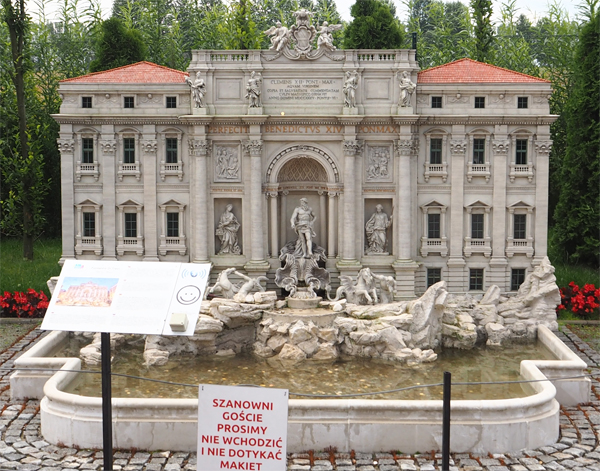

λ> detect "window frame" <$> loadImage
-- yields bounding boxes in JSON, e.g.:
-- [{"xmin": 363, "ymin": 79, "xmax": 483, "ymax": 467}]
[
  {"xmin": 474, "ymin": 97, "xmax": 485, "ymax": 109},
  {"xmin": 123, "ymin": 138, "xmax": 136, "ymax": 164},
  {"xmin": 431, "ymin": 96, "xmax": 442, "ymax": 109},
  {"xmin": 515, "ymin": 139, "xmax": 528, "ymax": 165},
  {"xmin": 166, "ymin": 96, "xmax": 177, "ymax": 108},
  {"xmin": 426, "ymin": 268, "xmax": 442, "ymax": 288},
  {"xmin": 81, "ymin": 138, "xmax": 94, "ymax": 164},
  {"xmin": 517, "ymin": 97, "xmax": 528, "ymax": 109},
  {"xmin": 82, "ymin": 96, "xmax": 92, "ymax": 108},
  {"xmin": 511, "ymin": 268, "xmax": 526, "ymax": 291},
  {"xmin": 469, "ymin": 268, "xmax": 484, "ymax": 291},
  {"xmin": 123, "ymin": 96, "xmax": 135, "ymax": 108}
]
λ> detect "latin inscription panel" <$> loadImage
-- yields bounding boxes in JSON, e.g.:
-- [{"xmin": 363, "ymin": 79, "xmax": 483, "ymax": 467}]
[{"xmin": 265, "ymin": 79, "xmax": 342, "ymax": 102}]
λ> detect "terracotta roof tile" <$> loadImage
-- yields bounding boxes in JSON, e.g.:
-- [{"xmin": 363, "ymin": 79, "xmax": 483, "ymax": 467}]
[
  {"xmin": 61, "ymin": 61, "xmax": 189, "ymax": 84},
  {"xmin": 418, "ymin": 58, "xmax": 549, "ymax": 84}
]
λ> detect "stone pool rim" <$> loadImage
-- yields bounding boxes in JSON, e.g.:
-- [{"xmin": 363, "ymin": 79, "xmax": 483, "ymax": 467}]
[{"xmin": 11, "ymin": 325, "xmax": 591, "ymax": 454}]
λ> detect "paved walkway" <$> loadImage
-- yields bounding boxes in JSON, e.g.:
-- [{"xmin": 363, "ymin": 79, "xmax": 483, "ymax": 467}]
[{"xmin": 0, "ymin": 327, "xmax": 598, "ymax": 471}]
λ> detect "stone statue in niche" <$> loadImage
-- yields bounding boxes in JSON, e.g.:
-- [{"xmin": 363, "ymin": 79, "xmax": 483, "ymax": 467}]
[
  {"xmin": 245, "ymin": 71, "xmax": 262, "ymax": 108},
  {"xmin": 215, "ymin": 147, "xmax": 239, "ymax": 180},
  {"xmin": 398, "ymin": 71, "xmax": 416, "ymax": 107},
  {"xmin": 365, "ymin": 204, "xmax": 392, "ymax": 254},
  {"xmin": 185, "ymin": 75, "xmax": 206, "ymax": 108},
  {"xmin": 343, "ymin": 70, "xmax": 359, "ymax": 108},
  {"xmin": 216, "ymin": 204, "xmax": 241, "ymax": 255},
  {"xmin": 275, "ymin": 198, "xmax": 330, "ymax": 301},
  {"xmin": 290, "ymin": 198, "xmax": 316, "ymax": 258},
  {"xmin": 316, "ymin": 21, "xmax": 342, "ymax": 51},
  {"xmin": 366, "ymin": 147, "xmax": 390, "ymax": 180},
  {"xmin": 264, "ymin": 21, "xmax": 290, "ymax": 52}
]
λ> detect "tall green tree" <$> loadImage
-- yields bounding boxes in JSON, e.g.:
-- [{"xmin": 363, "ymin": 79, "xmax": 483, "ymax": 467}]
[
  {"xmin": 89, "ymin": 17, "xmax": 146, "ymax": 72},
  {"xmin": 552, "ymin": 5, "xmax": 599, "ymax": 267},
  {"xmin": 343, "ymin": 0, "xmax": 403, "ymax": 49},
  {"xmin": 218, "ymin": 0, "xmax": 261, "ymax": 49},
  {"xmin": 470, "ymin": 0, "xmax": 494, "ymax": 62}
]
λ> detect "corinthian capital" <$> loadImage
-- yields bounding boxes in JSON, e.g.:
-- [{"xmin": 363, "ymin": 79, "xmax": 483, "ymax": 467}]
[
  {"xmin": 57, "ymin": 139, "xmax": 75, "ymax": 154},
  {"xmin": 535, "ymin": 140, "xmax": 553, "ymax": 156},
  {"xmin": 343, "ymin": 140, "xmax": 363, "ymax": 156},
  {"xmin": 450, "ymin": 139, "xmax": 467, "ymax": 155},
  {"xmin": 99, "ymin": 140, "xmax": 116, "ymax": 154},
  {"xmin": 243, "ymin": 139, "xmax": 263, "ymax": 156},
  {"xmin": 394, "ymin": 139, "xmax": 418, "ymax": 156},
  {"xmin": 492, "ymin": 140, "xmax": 509, "ymax": 155},
  {"xmin": 188, "ymin": 139, "xmax": 209, "ymax": 157},
  {"xmin": 140, "ymin": 140, "xmax": 157, "ymax": 154}
]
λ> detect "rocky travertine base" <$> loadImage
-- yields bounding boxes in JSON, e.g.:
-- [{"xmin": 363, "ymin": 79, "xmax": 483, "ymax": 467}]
[{"xmin": 77, "ymin": 257, "xmax": 561, "ymax": 365}]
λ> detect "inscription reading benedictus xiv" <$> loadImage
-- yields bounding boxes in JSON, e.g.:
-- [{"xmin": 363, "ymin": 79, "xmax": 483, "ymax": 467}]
[{"xmin": 266, "ymin": 79, "xmax": 341, "ymax": 101}]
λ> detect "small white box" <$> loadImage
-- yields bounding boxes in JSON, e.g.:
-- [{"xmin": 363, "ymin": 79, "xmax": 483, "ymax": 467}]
[{"xmin": 169, "ymin": 312, "xmax": 189, "ymax": 332}]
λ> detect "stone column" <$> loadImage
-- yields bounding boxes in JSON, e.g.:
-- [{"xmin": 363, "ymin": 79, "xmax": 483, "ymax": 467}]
[
  {"xmin": 446, "ymin": 138, "xmax": 467, "ymax": 292},
  {"xmin": 58, "ymin": 134, "xmax": 75, "ymax": 263},
  {"xmin": 140, "ymin": 134, "xmax": 159, "ymax": 260},
  {"xmin": 533, "ymin": 139, "xmax": 552, "ymax": 265},
  {"xmin": 189, "ymin": 138, "xmax": 210, "ymax": 263},
  {"xmin": 244, "ymin": 139, "xmax": 270, "ymax": 275},
  {"xmin": 280, "ymin": 190, "xmax": 288, "ymax": 248},
  {"xmin": 392, "ymin": 137, "xmax": 419, "ymax": 299},
  {"xmin": 327, "ymin": 191, "xmax": 338, "ymax": 258},
  {"xmin": 337, "ymin": 140, "xmax": 363, "ymax": 275},
  {"xmin": 266, "ymin": 187, "xmax": 279, "ymax": 258},
  {"xmin": 489, "ymin": 137, "xmax": 509, "ymax": 289},
  {"xmin": 99, "ymin": 130, "xmax": 117, "ymax": 260},
  {"xmin": 319, "ymin": 190, "xmax": 327, "ymax": 250}
]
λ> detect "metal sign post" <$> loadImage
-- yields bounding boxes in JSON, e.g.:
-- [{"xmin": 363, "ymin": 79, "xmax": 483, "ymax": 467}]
[
  {"xmin": 101, "ymin": 332, "xmax": 113, "ymax": 471},
  {"xmin": 442, "ymin": 371, "xmax": 451, "ymax": 471}
]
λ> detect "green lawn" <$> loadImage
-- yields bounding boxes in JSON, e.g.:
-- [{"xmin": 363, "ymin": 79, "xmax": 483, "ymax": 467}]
[{"xmin": 0, "ymin": 238, "xmax": 62, "ymax": 296}]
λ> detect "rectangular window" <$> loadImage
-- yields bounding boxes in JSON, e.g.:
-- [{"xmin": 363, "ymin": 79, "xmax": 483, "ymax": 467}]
[
  {"xmin": 124, "ymin": 213, "xmax": 137, "ymax": 238},
  {"xmin": 82, "ymin": 96, "xmax": 92, "ymax": 108},
  {"xmin": 83, "ymin": 212, "xmax": 95, "ymax": 237},
  {"xmin": 469, "ymin": 268, "xmax": 484, "ymax": 291},
  {"xmin": 166, "ymin": 138, "xmax": 178, "ymax": 163},
  {"xmin": 431, "ymin": 96, "xmax": 442, "ymax": 108},
  {"xmin": 430, "ymin": 138, "xmax": 442, "ymax": 164},
  {"xmin": 517, "ymin": 97, "xmax": 528, "ymax": 109},
  {"xmin": 474, "ymin": 97, "xmax": 485, "ymax": 108},
  {"xmin": 427, "ymin": 268, "xmax": 442, "ymax": 287},
  {"xmin": 511, "ymin": 268, "xmax": 526, "ymax": 291},
  {"xmin": 166, "ymin": 96, "xmax": 177, "ymax": 108},
  {"xmin": 124, "ymin": 96, "xmax": 134, "ymax": 108},
  {"xmin": 471, "ymin": 213, "xmax": 484, "ymax": 239},
  {"xmin": 516, "ymin": 139, "xmax": 528, "ymax": 165},
  {"xmin": 82, "ymin": 138, "xmax": 94, "ymax": 163},
  {"xmin": 167, "ymin": 213, "xmax": 179, "ymax": 237},
  {"xmin": 123, "ymin": 138, "xmax": 135, "ymax": 163},
  {"xmin": 514, "ymin": 214, "xmax": 527, "ymax": 239},
  {"xmin": 472, "ymin": 138, "xmax": 485, "ymax": 164},
  {"xmin": 427, "ymin": 213, "xmax": 440, "ymax": 239}
]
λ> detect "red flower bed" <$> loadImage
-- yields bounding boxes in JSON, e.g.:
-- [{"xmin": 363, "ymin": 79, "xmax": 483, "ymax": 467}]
[
  {"xmin": 557, "ymin": 282, "xmax": 600, "ymax": 318},
  {"xmin": 0, "ymin": 289, "xmax": 49, "ymax": 318}
]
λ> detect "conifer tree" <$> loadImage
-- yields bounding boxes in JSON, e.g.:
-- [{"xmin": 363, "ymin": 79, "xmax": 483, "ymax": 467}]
[
  {"xmin": 90, "ymin": 17, "xmax": 146, "ymax": 72},
  {"xmin": 343, "ymin": 0, "xmax": 403, "ymax": 49},
  {"xmin": 470, "ymin": 0, "xmax": 494, "ymax": 62}
]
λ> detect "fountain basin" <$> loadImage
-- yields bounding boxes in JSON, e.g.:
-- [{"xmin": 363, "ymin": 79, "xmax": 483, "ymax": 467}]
[{"xmin": 11, "ymin": 326, "xmax": 590, "ymax": 453}]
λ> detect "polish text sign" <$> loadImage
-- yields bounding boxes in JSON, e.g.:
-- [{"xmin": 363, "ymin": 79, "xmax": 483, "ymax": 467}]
[{"xmin": 198, "ymin": 384, "xmax": 288, "ymax": 471}]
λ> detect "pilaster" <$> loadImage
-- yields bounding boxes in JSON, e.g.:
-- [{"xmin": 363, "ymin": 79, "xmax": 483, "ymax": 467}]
[
  {"xmin": 189, "ymin": 137, "xmax": 210, "ymax": 263},
  {"xmin": 490, "ymin": 136, "xmax": 509, "ymax": 288},
  {"xmin": 100, "ymin": 127, "xmax": 117, "ymax": 260},
  {"xmin": 140, "ymin": 129, "xmax": 158, "ymax": 261},
  {"xmin": 58, "ymin": 133, "xmax": 75, "ymax": 263},
  {"xmin": 447, "ymin": 136, "xmax": 467, "ymax": 292},
  {"xmin": 533, "ymin": 139, "xmax": 552, "ymax": 265}
]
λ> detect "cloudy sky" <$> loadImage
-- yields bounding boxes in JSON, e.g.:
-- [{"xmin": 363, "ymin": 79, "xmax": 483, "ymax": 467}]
[{"xmin": 32, "ymin": 0, "xmax": 580, "ymax": 25}]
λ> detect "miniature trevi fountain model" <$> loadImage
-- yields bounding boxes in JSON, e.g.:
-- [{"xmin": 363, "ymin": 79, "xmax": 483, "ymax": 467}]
[{"xmin": 11, "ymin": 8, "xmax": 592, "ymax": 454}]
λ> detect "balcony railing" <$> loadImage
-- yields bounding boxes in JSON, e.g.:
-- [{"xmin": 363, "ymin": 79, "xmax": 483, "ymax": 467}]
[
  {"xmin": 509, "ymin": 162, "xmax": 534, "ymax": 183},
  {"xmin": 466, "ymin": 162, "xmax": 491, "ymax": 183},
  {"xmin": 75, "ymin": 235, "xmax": 102, "ymax": 256},
  {"xmin": 76, "ymin": 162, "xmax": 99, "ymax": 182},
  {"xmin": 159, "ymin": 235, "xmax": 187, "ymax": 256},
  {"xmin": 420, "ymin": 237, "xmax": 448, "ymax": 257},
  {"xmin": 160, "ymin": 162, "xmax": 183, "ymax": 181},
  {"xmin": 463, "ymin": 237, "xmax": 492, "ymax": 257},
  {"xmin": 118, "ymin": 163, "xmax": 141, "ymax": 181},
  {"xmin": 424, "ymin": 162, "xmax": 448, "ymax": 183},
  {"xmin": 117, "ymin": 236, "xmax": 144, "ymax": 256},
  {"xmin": 506, "ymin": 237, "xmax": 534, "ymax": 258}
]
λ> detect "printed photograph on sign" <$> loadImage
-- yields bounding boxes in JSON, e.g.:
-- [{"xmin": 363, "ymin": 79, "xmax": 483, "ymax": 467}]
[{"xmin": 55, "ymin": 277, "xmax": 119, "ymax": 307}]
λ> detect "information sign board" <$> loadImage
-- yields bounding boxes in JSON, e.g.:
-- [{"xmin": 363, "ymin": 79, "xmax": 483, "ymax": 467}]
[
  {"xmin": 198, "ymin": 384, "xmax": 289, "ymax": 471},
  {"xmin": 41, "ymin": 260, "xmax": 210, "ymax": 336}
]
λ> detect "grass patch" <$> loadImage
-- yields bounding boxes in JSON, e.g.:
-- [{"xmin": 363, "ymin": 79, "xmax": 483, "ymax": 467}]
[
  {"xmin": 0, "ymin": 322, "xmax": 40, "ymax": 351},
  {"xmin": 0, "ymin": 238, "xmax": 62, "ymax": 296},
  {"xmin": 553, "ymin": 261, "xmax": 599, "ymax": 289},
  {"xmin": 565, "ymin": 324, "xmax": 600, "ymax": 353}
]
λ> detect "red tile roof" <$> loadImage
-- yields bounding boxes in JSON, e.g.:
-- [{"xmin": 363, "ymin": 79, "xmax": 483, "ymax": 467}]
[
  {"xmin": 418, "ymin": 58, "xmax": 549, "ymax": 84},
  {"xmin": 61, "ymin": 61, "xmax": 189, "ymax": 84}
]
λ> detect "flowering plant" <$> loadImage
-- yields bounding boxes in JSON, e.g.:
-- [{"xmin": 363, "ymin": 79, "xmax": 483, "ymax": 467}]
[
  {"xmin": 0, "ymin": 289, "xmax": 49, "ymax": 318},
  {"xmin": 557, "ymin": 282, "xmax": 600, "ymax": 318}
]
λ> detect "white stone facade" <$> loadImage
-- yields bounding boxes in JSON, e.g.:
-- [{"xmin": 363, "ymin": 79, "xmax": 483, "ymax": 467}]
[{"xmin": 55, "ymin": 51, "xmax": 555, "ymax": 296}]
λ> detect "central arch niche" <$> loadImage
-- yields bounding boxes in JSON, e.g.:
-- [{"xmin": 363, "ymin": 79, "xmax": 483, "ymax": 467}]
[{"xmin": 265, "ymin": 146, "xmax": 340, "ymax": 259}]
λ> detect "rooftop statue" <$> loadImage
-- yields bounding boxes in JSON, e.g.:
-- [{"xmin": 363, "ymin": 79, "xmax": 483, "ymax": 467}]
[
  {"xmin": 316, "ymin": 21, "xmax": 342, "ymax": 51},
  {"xmin": 264, "ymin": 21, "xmax": 290, "ymax": 52},
  {"xmin": 185, "ymin": 74, "xmax": 206, "ymax": 108}
]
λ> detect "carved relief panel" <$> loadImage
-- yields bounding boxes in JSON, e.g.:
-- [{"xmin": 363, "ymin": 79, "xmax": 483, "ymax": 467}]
[
  {"xmin": 213, "ymin": 144, "xmax": 241, "ymax": 182},
  {"xmin": 365, "ymin": 145, "xmax": 392, "ymax": 183}
]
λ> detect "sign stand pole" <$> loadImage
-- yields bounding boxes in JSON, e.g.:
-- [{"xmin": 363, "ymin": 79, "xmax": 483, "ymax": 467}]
[{"xmin": 101, "ymin": 332, "xmax": 113, "ymax": 471}]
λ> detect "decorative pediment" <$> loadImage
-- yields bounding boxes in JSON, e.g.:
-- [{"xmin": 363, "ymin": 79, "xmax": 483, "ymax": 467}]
[{"xmin": 117, "ymin": 199, "xmax": 143, "ymax": 209}]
